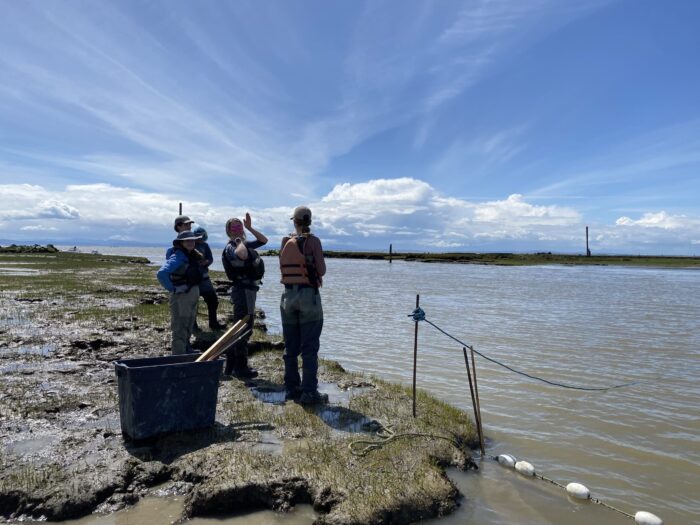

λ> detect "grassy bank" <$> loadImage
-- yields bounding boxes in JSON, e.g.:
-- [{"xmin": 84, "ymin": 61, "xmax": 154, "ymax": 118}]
[
  {"xmin": 0, "ymin": 250, "xmax": 477, "ymax": 524},
  {"xmin": 317, "ymin": 251, "xmax": 700, "ymax": 268}
]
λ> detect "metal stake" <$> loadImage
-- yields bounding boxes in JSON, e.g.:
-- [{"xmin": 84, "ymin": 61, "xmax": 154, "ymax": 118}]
[
  {"xmin": 471, "ymin": 347, "xmax": 485, "ymax": 454},
  {"xmin": 412, "ymin": 294, "xmax": 419, "ymax": 417},
  {"xmin": 463, "ymin": 347, "xmax": 484, "ymax": 454}
]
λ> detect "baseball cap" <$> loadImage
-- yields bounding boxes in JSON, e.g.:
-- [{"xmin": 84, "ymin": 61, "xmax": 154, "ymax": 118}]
[
  {"xmin": 291, "ymin": 206, "xmax": 312, "ymax": 222},
  {"xmin": 174, "ymin": 215, "xmax": 194, "ymax": 230}
]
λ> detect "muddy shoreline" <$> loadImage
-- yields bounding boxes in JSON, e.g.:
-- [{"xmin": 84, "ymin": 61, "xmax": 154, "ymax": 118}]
[{"xmin": 0, "ymin": 251, "xmax": 478, "ymax": 524}]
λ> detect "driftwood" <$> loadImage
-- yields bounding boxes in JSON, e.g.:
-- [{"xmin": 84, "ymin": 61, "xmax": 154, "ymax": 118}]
[{"xmin": 196, "ymin": 315, "xmax": 250, "ymax": 362}]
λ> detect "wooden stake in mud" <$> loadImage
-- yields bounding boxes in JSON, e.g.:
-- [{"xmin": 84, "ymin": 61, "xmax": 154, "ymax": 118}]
[
  {"xmin": 462, "ymin": 347, "xmax": 484, "ymax": 454},
  {"xmin": 470, "ymin": 347, "xmax": 486, "ymax": 454},
  {"xmin": 412, "ymin": 294, "xmax": 420, "ymax": 417}
]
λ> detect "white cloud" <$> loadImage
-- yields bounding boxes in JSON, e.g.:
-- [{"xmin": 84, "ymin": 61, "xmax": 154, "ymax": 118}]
[
  {"xmin": 21, "ymin": 225, "xmax": 57, "ymax": 231},
  {"xmin": 474, "ymin": 194, "xmax": 579, "ymax": 226},
  {"xmin": 615, "ymin": 211, "xmax": 695, "ymax": 230},
  {"xmin": 3, "ymin": 179, "xmax": 698, "ymax": 254}
]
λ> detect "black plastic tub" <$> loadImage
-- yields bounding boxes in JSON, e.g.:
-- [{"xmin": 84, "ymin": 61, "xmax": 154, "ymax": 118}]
[{"xmin": 114, "ymin": 354, "xmax": 223, "ymax": 441}]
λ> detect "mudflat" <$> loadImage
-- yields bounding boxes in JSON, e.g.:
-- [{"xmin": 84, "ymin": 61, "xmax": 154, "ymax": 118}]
[{"xmin": 0, "ymin": 250, "xmax": 477, "ymax": 524}]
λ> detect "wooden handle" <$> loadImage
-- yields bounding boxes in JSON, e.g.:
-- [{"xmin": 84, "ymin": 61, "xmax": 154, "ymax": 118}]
[
  {"xmin": 195, "ymin": 315, "xmax": 250, "ymax": 362},
  {"xmin": 201, "ymin": 329, "xmax": 252, "ymax": 363}
]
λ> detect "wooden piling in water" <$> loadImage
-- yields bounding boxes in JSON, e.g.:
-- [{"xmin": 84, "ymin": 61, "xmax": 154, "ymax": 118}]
[
  {"xmin": 412, "ymin": 294, "xmax": 419, "ymax": 418},
  {"xmin": 179, "ymin": 202, "xmax": 183, "ymax": 215},
  {"xmin": 389, "ymin": 244, "xmax": 393, "ymax": 263}
]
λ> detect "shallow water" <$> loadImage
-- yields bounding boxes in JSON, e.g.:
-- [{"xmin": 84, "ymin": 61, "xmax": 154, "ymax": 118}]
[
  {"xmin": 54, "ymin": 247, "xmax": 700, "ymax": 524},
  {"xmin": 47, "ymin": 497, "xmax": 316, "ymax": 525}
]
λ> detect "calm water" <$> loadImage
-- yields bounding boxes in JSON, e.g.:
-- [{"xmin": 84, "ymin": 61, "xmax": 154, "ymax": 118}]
[{"xmin": 61, "ymin": 247, "xmax": 700, "ymax": 524}]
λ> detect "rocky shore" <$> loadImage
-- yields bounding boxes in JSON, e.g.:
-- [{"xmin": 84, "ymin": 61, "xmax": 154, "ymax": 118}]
[{"xmin": 0, "ymin": 249, "xmax": 478, "ymax": 524}]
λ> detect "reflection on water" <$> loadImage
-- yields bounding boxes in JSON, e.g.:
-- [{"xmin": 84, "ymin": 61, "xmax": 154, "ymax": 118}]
[{"xmin": 60, "ymin": 248, "xmax": 700, "ymax": 524}]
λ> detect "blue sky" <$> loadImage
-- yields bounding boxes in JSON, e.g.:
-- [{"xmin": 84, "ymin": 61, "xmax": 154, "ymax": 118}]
[{"xmin": 1, "ymin": 0, "xmax": 699, "ymax": 253}]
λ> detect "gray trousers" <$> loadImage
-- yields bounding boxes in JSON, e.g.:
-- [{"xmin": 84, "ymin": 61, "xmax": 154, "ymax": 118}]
[
  {"xmin": 281, "ymin": 286, "xmax": 323, "ymax": 393},
  {"xmin": 229, "ymin": 286, "xmax": 257, "ymax": 358},
  {"xmin": 169, "ymin": 285, "xmax": 199, "ymax": 355}
]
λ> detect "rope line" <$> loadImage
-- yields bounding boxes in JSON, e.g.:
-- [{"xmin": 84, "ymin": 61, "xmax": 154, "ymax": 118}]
[
  {"xmin": 488, "ymin": 456, "xmax": 635, "ymax": 520},
  {"xmin": 349, "ymin": 420, "xmax": 463, "ymax": 457},
  {"xmin": 409, "ymin": 307, "xmax": 637, "ymax": 392}
]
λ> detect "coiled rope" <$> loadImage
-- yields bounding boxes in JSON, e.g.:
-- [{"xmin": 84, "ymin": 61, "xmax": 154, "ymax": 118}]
[
  {"xmin": 348, "ymin": 420, "xmax": 465, "ymax": 457},
  {"xmin": 409, "ymin": 307, "xmax": 637, "ymax": 392}
]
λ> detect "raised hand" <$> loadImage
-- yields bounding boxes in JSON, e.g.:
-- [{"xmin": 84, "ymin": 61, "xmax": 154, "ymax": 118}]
[{"xmin": 243, "ymin": 212, "xmax": 252, "ymax": 230}]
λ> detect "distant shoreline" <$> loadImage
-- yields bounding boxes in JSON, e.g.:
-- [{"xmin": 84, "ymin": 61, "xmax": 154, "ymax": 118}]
[
  {"xmin": 316, "ymin": 251, "xmax": 700, "ymax": 268},
  {"xmin": 2, "ymin": 244, "xmax": 699, "ymax": 268}
]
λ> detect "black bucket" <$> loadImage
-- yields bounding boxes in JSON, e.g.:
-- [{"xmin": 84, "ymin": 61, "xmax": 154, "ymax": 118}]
[{"xmin": 114, "ymin": 354, "xmax": 223, "ymax": 441}]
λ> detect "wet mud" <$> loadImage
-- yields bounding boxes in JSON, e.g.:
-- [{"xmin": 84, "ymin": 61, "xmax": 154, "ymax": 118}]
[{"xmin": 0, "ymin": 252, "xmax": 477, "ymax": 524}]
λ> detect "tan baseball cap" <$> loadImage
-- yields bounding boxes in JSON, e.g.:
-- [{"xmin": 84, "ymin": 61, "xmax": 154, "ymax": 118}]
[{"xmin": 291, "ymin": 206, "xmax": 312, "ymax": 222}]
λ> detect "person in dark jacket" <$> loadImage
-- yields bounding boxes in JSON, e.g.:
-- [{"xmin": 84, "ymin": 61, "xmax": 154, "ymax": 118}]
[
  {"xmin": 157, "ymin": 230, "xmax": 203, "ymax": 355},
  {"xmin": 192, "ymin": 226, "xmax": 225, "ymax": 331},
  {"xmin": 222, "ymin": 213, "xmax": 267, "ymax": 378}
]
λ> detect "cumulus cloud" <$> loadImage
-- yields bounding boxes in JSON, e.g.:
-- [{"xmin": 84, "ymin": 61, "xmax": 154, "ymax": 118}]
[
  {"xmin": 615, "ymin": 211, "xmax": 696, "ymax": 230},
  {"xmin": 0, "ymin": 184, "xmax": 80, "ymax": 221},
  {"xmin": 584, "ymin": 211, "xmax": 700, "ymax": 253},
  {"xmin": 2, "ymin": 179, "xmax": 698, "ymax": 253}
]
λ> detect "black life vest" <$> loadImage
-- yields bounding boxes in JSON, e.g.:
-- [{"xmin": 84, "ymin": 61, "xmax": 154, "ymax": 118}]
[
  {"xmin": 222, "ymin": 242, "xmax": 265, "ymax": 285},
  {"xmin": 170, "ymin": 248, "xmax": 202, "ymax": 289}
]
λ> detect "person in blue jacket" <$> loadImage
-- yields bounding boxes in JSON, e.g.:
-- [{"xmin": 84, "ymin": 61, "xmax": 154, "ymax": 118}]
[
  {"xmin": 192, "ymin": 226, "xmax": 225, "ymax": 331},
  {"xmin": 157, "ymin": 230, "xmax": 203, "ymax": 355}
]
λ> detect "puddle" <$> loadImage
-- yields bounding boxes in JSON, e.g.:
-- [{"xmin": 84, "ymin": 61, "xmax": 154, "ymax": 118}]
[
  {"xmin": 250, "ymin": 382, "xmax": 373, "ymax": 408},
  {"xmin": 314, "ymin": 405, "xmax": 373, "ymax": 433},
  {"xmin": 77, "ymin": 414, "xmax": 121, "ymax": 431},
  {"xmin": 17, "ymin": 345, "xmax": 56, "ymax": 356},
  {"xmin": 10, "ymin": 495, "xmax": 316, "ymax": 524},
  {"xmin": 250, "ymin": 386, "xmax": 287, "ymax": 405},
  {"xmin": 252, "ymin": 430, "xmax": 284, "ymax": 455},
  {"xmin": 0, "ymin": 354, "xmax": 76, "ymax": 375},
  {"xmin": 318, "ymin": 383, "xmax": 372, "ymax": 407},
  {"xmin": 0, "ymin": 267, "xmax": 42, "ymax": 276},
  {"xmin": 6, "ymin": 435, "xmax": 60, "ymax": 457}
]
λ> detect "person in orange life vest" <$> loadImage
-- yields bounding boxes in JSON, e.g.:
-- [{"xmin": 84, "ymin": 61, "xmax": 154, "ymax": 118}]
[
  {"xmin": 221, "ymin": 213, "xmax": 267, "ymax": 378},
  {"xmin": 279, "ymin": 206, "xmax": 327, "ymax": 405}
]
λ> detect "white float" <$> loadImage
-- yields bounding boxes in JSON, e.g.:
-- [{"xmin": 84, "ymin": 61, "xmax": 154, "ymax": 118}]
[
  {"xmin": 566, "ymin": 482, "xmax": 590, "ymax": 500},
  {"xmin": 634, "ymin": 511, "xmax": 663, "ymax": 525},
  {"xmin": 497, "ymin": 454, "xmax": 517, "ymax": 468},
  {"xmin": 515, "ymin": 460, "xmax": 535, "ymax": 476}
]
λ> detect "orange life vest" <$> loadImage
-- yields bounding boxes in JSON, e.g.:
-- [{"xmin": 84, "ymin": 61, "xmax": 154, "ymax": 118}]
[{"xmin": 279, "ymin": 235, "xmax": 319, "ymax": 287}]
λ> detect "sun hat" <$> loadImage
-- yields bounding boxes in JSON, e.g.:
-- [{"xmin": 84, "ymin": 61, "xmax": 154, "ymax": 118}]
[{"xmin": 173, "ymin": 230, "xmax": 202, "ymax": 243}]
